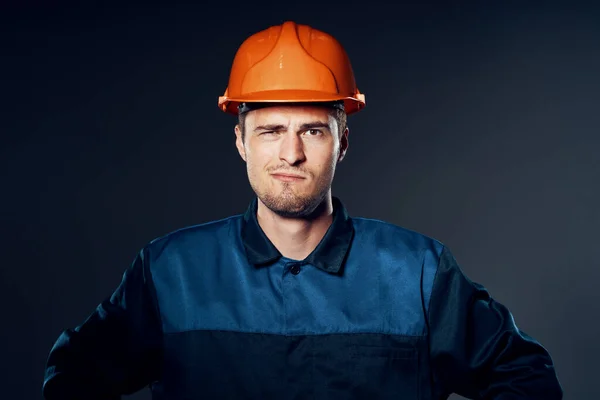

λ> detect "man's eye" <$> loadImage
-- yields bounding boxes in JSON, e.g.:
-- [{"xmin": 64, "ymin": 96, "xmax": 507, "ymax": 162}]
[{"xmin": 305, "ymin": 129, "xmax": 322, "ymax": 136}]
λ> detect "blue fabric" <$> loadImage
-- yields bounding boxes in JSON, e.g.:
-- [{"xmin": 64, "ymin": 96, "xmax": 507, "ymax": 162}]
[
  {"xmin": 150, "ymin": 215, "xmax": 441, "ymax": 337},
  {"xmin": 42, "ymin": 197, "xmax": 563, "ymax": 400}
]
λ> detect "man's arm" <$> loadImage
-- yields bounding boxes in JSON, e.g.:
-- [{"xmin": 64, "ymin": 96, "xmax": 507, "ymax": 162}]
[
  {"xmin": 427, "ymin": 245, "xmax": 563, "ymax": 399},
  {"xmin": 42, "ymin": 247, "xmax": 163, "ymax": 400}
]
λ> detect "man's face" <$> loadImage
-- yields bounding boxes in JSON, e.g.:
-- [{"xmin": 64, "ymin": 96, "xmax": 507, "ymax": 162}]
[{"xmin": 235, "ymin": 105, "xmax": 348, "ymax": 218}]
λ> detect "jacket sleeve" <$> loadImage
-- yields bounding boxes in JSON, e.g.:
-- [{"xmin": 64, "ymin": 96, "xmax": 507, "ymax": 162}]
[
  {"xmin": 42, "ymin": 247, "xmax": 163, "ymax": 400},
  {"xmin": 428, "ymin": 245, "xmax": 563, "ymax": 399}
]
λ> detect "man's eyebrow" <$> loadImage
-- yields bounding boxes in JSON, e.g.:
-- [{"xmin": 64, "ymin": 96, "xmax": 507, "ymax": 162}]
[
  {"xmin": 253, "ymin": 124, "xmax": 287, "ymax": 132},
  {"xmin": 253, "ymin": 121, "xmax": 331, "ymax": 132},
  {"xmin": 298, "ymin": 122, "xmax": 331, "ymax": 131}
]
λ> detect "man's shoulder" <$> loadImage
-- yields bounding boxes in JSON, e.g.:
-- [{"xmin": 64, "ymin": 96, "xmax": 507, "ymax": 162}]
[
  {"xmin": 144, "ymin": 213, "xmax": 244, "ymax": 255},
  {"xmin": 349, "ymin": 217, "xmax": 447, "ymax": 280},
  {"xmin": 351, "ymin": 216, "xmax": 445, "ymax": 253}
]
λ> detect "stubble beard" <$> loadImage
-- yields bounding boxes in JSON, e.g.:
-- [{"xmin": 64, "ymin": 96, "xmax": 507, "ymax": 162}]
[{"xmin": 251, "ymin": 173, "xmax": 333, "ymax": 218}]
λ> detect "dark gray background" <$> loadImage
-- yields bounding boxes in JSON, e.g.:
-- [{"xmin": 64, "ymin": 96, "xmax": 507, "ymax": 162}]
[{"xmin": 2, "ymin": 1, "xmax": 598, "ymax": 399}]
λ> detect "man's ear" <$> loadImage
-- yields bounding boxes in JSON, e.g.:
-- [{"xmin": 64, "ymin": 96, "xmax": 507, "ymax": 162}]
[
  {"xmin": 338, "ymin": 127, "xmax": 349, "ymax": 162},
  {"xmin": 234, "ymin": 124, "xmax": 247, "ymax": 162}
]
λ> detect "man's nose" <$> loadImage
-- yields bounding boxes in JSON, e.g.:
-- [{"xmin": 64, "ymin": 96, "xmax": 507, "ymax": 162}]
[{"xmin": 278, "ymin": 132, "xmax": 306, "ymax": 165}]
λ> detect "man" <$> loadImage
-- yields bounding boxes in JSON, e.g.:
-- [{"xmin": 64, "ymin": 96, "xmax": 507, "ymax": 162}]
[{"xmin": 43, "ymin": 21, "xmax": 562, "ymax": 399}]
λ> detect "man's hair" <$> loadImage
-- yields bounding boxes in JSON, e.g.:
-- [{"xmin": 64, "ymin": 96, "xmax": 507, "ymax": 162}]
[{"xmin": 238, "ymin": 106, "xmax": 347, "ymax": 143}]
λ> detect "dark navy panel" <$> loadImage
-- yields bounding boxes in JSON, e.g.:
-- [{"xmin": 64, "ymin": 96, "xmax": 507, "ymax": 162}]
[
  {"xmin": 153, "ymin": 330, "xmax": 432, "ymax": 400},
  {"xmin": 149, "ymin": 215, "xmax": 443, "ymax": 336}
]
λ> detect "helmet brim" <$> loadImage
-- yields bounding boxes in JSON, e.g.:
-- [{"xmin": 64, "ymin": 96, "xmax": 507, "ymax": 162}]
[{"xmin": 219, "ymin": 89, "xmax": 365, "ymax": 115}]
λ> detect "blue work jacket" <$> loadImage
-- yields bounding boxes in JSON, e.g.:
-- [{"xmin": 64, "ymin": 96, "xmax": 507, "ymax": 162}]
[{"xmin": 43, "ymin": 197, "xmax": 562, "ymax": 399}]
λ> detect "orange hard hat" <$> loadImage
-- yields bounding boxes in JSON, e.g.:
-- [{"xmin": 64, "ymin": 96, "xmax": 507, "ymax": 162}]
[{"xmin": 218, "ymin": 21, "xmax": 365, "ymax": 115}]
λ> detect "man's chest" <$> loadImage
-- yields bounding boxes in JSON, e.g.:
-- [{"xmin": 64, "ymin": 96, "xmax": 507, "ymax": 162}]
[{"xmin": 149, "ymin": 257, "xmax": 434, "ymax": 399}]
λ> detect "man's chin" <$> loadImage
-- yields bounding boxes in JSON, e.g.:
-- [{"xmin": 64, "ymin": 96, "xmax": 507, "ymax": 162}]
[
  {"xmin": 268, "ymin": 201, "xmax": 310, "ymax": 218},
  {"xmin": 260, "ymin": 192, "xmax": 325, "ymax": 219}
]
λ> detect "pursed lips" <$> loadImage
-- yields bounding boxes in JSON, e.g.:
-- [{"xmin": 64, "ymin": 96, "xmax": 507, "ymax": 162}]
[{"xmin": 270, "ymin": 172, "xmax": 306, "ymax": 181}]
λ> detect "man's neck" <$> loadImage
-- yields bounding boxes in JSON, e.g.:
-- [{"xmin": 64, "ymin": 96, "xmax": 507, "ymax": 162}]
[{"xmin": 256, "ymin": 196, "xmax": 334, "ymax": 261}]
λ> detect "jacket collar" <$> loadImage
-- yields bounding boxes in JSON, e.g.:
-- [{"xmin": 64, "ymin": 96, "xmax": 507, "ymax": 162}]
[{"xmin": 241, "ymin": 196, "xmax": 354, "ymax": 274}]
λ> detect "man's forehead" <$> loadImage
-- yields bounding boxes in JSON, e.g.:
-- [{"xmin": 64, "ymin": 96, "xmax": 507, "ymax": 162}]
[{"xmin": 246, "ymin": 105, "xmax": 333, "ymax": 126}]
